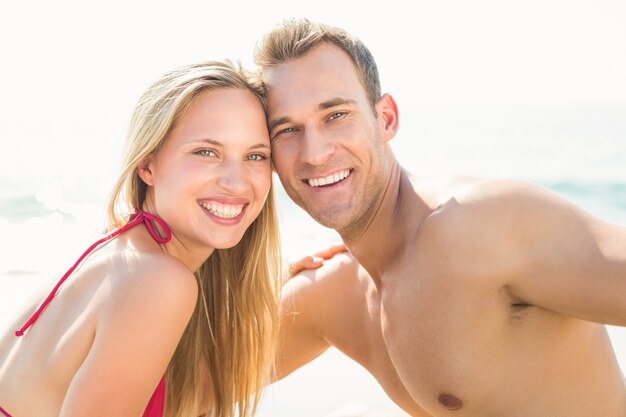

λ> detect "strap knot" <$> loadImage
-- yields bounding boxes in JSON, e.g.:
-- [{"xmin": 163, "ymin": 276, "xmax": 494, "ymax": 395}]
[{"xmin": 14, "ymin": 210, "xmax": 171, "ymax": 337}]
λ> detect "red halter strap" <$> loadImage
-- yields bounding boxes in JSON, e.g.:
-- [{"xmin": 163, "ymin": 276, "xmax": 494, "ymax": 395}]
[{"xmin": 14, "ymin": 211, "xmax": 171, "ymax": 337}]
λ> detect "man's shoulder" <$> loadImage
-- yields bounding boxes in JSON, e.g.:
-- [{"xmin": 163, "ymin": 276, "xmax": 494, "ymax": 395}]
[
  {"xmin": 283, "ymin": 252, "xmax": 371, "ymax": 310},
  {"xmin": 414, "ymin": 178, "xmax": 554, "ymax": 275},
  {"xmin": 286, "ymin": 251, "xmax": 363, "ymax": 293},
  {"xmin": 422, "ymin": 177, "xmax": 548, "ymax": 226}
]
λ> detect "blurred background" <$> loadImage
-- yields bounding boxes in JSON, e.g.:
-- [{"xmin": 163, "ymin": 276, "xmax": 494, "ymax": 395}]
[{"xmin": 1, "ymin": 1, "xmax": 624, "ymax": 415}]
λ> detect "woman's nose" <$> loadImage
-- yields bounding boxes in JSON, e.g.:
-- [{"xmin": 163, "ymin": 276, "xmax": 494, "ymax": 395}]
[{"xmin": 216, "ymin": 159, "xmax": 249, "ymax": 194}]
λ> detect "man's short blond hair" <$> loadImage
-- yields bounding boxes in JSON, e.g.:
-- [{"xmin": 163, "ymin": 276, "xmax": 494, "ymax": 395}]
[{"xmin": 254, "ymin": 18, "xmax": 381, "ymax": 111}]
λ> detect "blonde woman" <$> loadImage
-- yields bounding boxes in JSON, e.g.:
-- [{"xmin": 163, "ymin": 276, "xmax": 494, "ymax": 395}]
[{"xmin": 0, "ymin": 60, "xmax": 280, "ymax": 417}]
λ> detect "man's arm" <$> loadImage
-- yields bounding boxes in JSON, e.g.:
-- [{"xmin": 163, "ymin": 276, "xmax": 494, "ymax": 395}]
[
  {"xmin": 277, "ymin": 252, "xmax": 359, "ymax": 380},
  {"xmin": 506, "ymin": 181, "xmax": 626, "ymax": 325},
  {"xmin": 453, "ymin": 179, "xmax": 626, "ymax": 326},
  {"xmin": 277, "ymin": 274, "xmax": 331, "ymax": 379}
]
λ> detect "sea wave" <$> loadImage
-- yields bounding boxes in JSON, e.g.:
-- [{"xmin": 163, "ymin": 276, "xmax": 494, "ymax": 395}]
[{"xmin": 1, "ymin": 178, "xmax": 624, "ymax": 275}]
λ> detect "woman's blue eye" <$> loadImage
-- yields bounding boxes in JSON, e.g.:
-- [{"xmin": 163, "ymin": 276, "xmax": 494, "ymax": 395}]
[
  {"xmin": 196, "ymin": 149, "xmax": 216, "ymax": 157},
  {"xmin": 247, "ymin": 153, "xmax": 268, "ymax": 161}
]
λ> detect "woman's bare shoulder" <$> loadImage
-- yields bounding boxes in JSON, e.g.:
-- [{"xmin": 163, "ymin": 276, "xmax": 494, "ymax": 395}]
[{"xmin": 99, "ymin": 251, "xmax": 198, "ymax": 324}]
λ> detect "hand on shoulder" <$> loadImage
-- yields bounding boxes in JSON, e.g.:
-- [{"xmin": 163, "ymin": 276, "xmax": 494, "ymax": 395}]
[{"xmin": 285, "ymin": 242, "xmax": 348, "ymax": 280}]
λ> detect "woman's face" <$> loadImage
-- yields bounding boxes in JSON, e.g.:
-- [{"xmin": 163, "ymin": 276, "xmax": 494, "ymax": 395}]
[{"xmin": 141, "ymin": 88, "xmax": 271, "ymax": 262}]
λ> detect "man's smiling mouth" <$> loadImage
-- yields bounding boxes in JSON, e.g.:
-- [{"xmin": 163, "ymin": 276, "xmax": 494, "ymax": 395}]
[{"xmin": 306, "ymin": 169, "xmax": 351, "ymax": 187}]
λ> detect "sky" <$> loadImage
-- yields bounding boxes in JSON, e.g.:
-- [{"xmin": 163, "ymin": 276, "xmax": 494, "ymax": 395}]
[{"xmin": 1, "ymin": 0, "xmax": 625, "ymax": 192}]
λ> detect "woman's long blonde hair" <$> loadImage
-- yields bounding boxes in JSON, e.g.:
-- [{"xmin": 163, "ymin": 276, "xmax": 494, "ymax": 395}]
[{"xmin": 105, "ymin": 60, "xmax": 280, "ymax": 417}]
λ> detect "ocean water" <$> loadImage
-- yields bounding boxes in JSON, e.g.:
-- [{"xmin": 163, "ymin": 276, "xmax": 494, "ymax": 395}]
[{"xmin": 1, "ymin": 105, "xmax": 625, "ymax": 416}]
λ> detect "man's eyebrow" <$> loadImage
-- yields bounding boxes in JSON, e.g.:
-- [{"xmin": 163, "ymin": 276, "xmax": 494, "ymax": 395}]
[
  {"xmin": 268, "ymin": 116, "xmax": 292, "ymax": 132},
  {"xmin": 319, "ymin": 97, "xmax": 357, "ymax": 110}
]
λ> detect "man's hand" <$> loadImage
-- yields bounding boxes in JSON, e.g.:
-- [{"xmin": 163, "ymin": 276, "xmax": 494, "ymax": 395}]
[{"xmin": 285, "ymin": 243, "xmax": 348, "ymax": 280}]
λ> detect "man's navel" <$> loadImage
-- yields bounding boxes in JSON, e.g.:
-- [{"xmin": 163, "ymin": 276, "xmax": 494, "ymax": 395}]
[{"xmin": 438, "ymin": 392, "xmax": 463, "ymax": 410}]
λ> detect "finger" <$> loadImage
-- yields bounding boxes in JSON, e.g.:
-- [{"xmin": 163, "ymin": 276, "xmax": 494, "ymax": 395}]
[
  {"xmin": 313, "ymin": 243, "xmax": 348, "ymax": 259},
  {"xmin": 288, "ymin": 256, "xmax": 325, "ymax": 277}
]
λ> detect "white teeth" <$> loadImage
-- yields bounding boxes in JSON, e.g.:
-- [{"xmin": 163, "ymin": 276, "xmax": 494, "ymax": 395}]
[
  {"xmin": 200, "ymin": 201, "xmax": 244, "ymax": 218},
  {"xmin": 307, "ymin": 170, "xmax": 350, "ymax": 187}
]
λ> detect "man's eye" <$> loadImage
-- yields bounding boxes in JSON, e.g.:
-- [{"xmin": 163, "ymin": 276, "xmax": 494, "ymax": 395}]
[
  {"xmin": 275, "ymin": 127, "xmax": 297, "ymax": 136},
  {"xmin": 328, "ymin": 112, "xmax": 346, "ymax": 120}
]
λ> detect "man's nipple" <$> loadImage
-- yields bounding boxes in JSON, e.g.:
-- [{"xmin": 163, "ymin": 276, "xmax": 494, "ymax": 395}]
[{"xmin": 438, "ymin": 392, "xmax": 463, "ymax": 410}]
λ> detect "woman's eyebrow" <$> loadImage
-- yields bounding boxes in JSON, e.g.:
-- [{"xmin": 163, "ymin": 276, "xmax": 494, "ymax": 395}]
[
  {"xmin": 188, "ymin": 138, "xmax": 269, "ymax": 150},
  {"xmin": 187, "ymin": 138, "xmax": 223, "ymax": 146},
  {"xmin": 250, "ymin": 143, "xmax": 271, "ymax": 150}
]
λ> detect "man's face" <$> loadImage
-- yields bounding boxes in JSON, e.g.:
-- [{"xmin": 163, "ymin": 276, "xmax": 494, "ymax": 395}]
[{"xmin": 263, "ymin": 42, "xmax": 392, "ymax": 234}]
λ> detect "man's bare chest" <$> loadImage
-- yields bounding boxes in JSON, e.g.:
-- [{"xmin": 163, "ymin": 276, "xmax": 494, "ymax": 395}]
[{"xmin": 376, "ymin": 254, "xmax": 622, "ymax": 416}]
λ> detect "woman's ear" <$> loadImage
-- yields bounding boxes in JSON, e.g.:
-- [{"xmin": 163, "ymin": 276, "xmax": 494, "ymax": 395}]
[{"xmin": 137, "ymin": 159, "xmax": 155, "ymax": 186}]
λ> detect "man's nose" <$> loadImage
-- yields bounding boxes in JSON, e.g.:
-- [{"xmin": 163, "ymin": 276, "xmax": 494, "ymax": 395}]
[{"xmin": 300, "ymin": 127, "xmax": 335, "ymax": 166}]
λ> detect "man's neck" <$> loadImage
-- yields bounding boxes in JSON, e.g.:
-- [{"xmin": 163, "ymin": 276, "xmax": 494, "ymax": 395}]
[{"xmin": 340, "ymin": 158, "xmax": 430, "ymax": 286}]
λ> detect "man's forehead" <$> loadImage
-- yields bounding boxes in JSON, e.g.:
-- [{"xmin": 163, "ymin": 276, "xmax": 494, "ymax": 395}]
[
  {"xmin": 262, "ymin": 43, "xmax": 359, "ymax": 86},
  {"xmin": 265, "ymin": 87, "xmax": 361, "ymax": 121},
  {"xmin": 261, "ymin": 43, "xmax": 369, "ymax": 121}
]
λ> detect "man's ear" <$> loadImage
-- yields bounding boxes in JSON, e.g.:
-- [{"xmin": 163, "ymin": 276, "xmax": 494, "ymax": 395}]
[
  {"xmin": 375, "ymin": 93, "xmax": 399, "ymax": 144},
  {"xmin": 137, "ymin": 159, "xmax": 155, "ymax": 186}
]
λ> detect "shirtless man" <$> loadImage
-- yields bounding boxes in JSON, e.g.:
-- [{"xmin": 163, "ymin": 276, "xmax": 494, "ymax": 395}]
[{"xmin": 255, "ymin": 18, "xmax": 626, "ymax": 417}]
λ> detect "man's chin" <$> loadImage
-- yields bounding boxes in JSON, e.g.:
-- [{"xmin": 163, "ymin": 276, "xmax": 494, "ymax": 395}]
[
  {"xmin": 306, "ymin": 208, "xmax": 350, "ymax": 231},
  {"xmin": 289, "ymin": 193, "xmax": 353, "ymax": 229}
]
